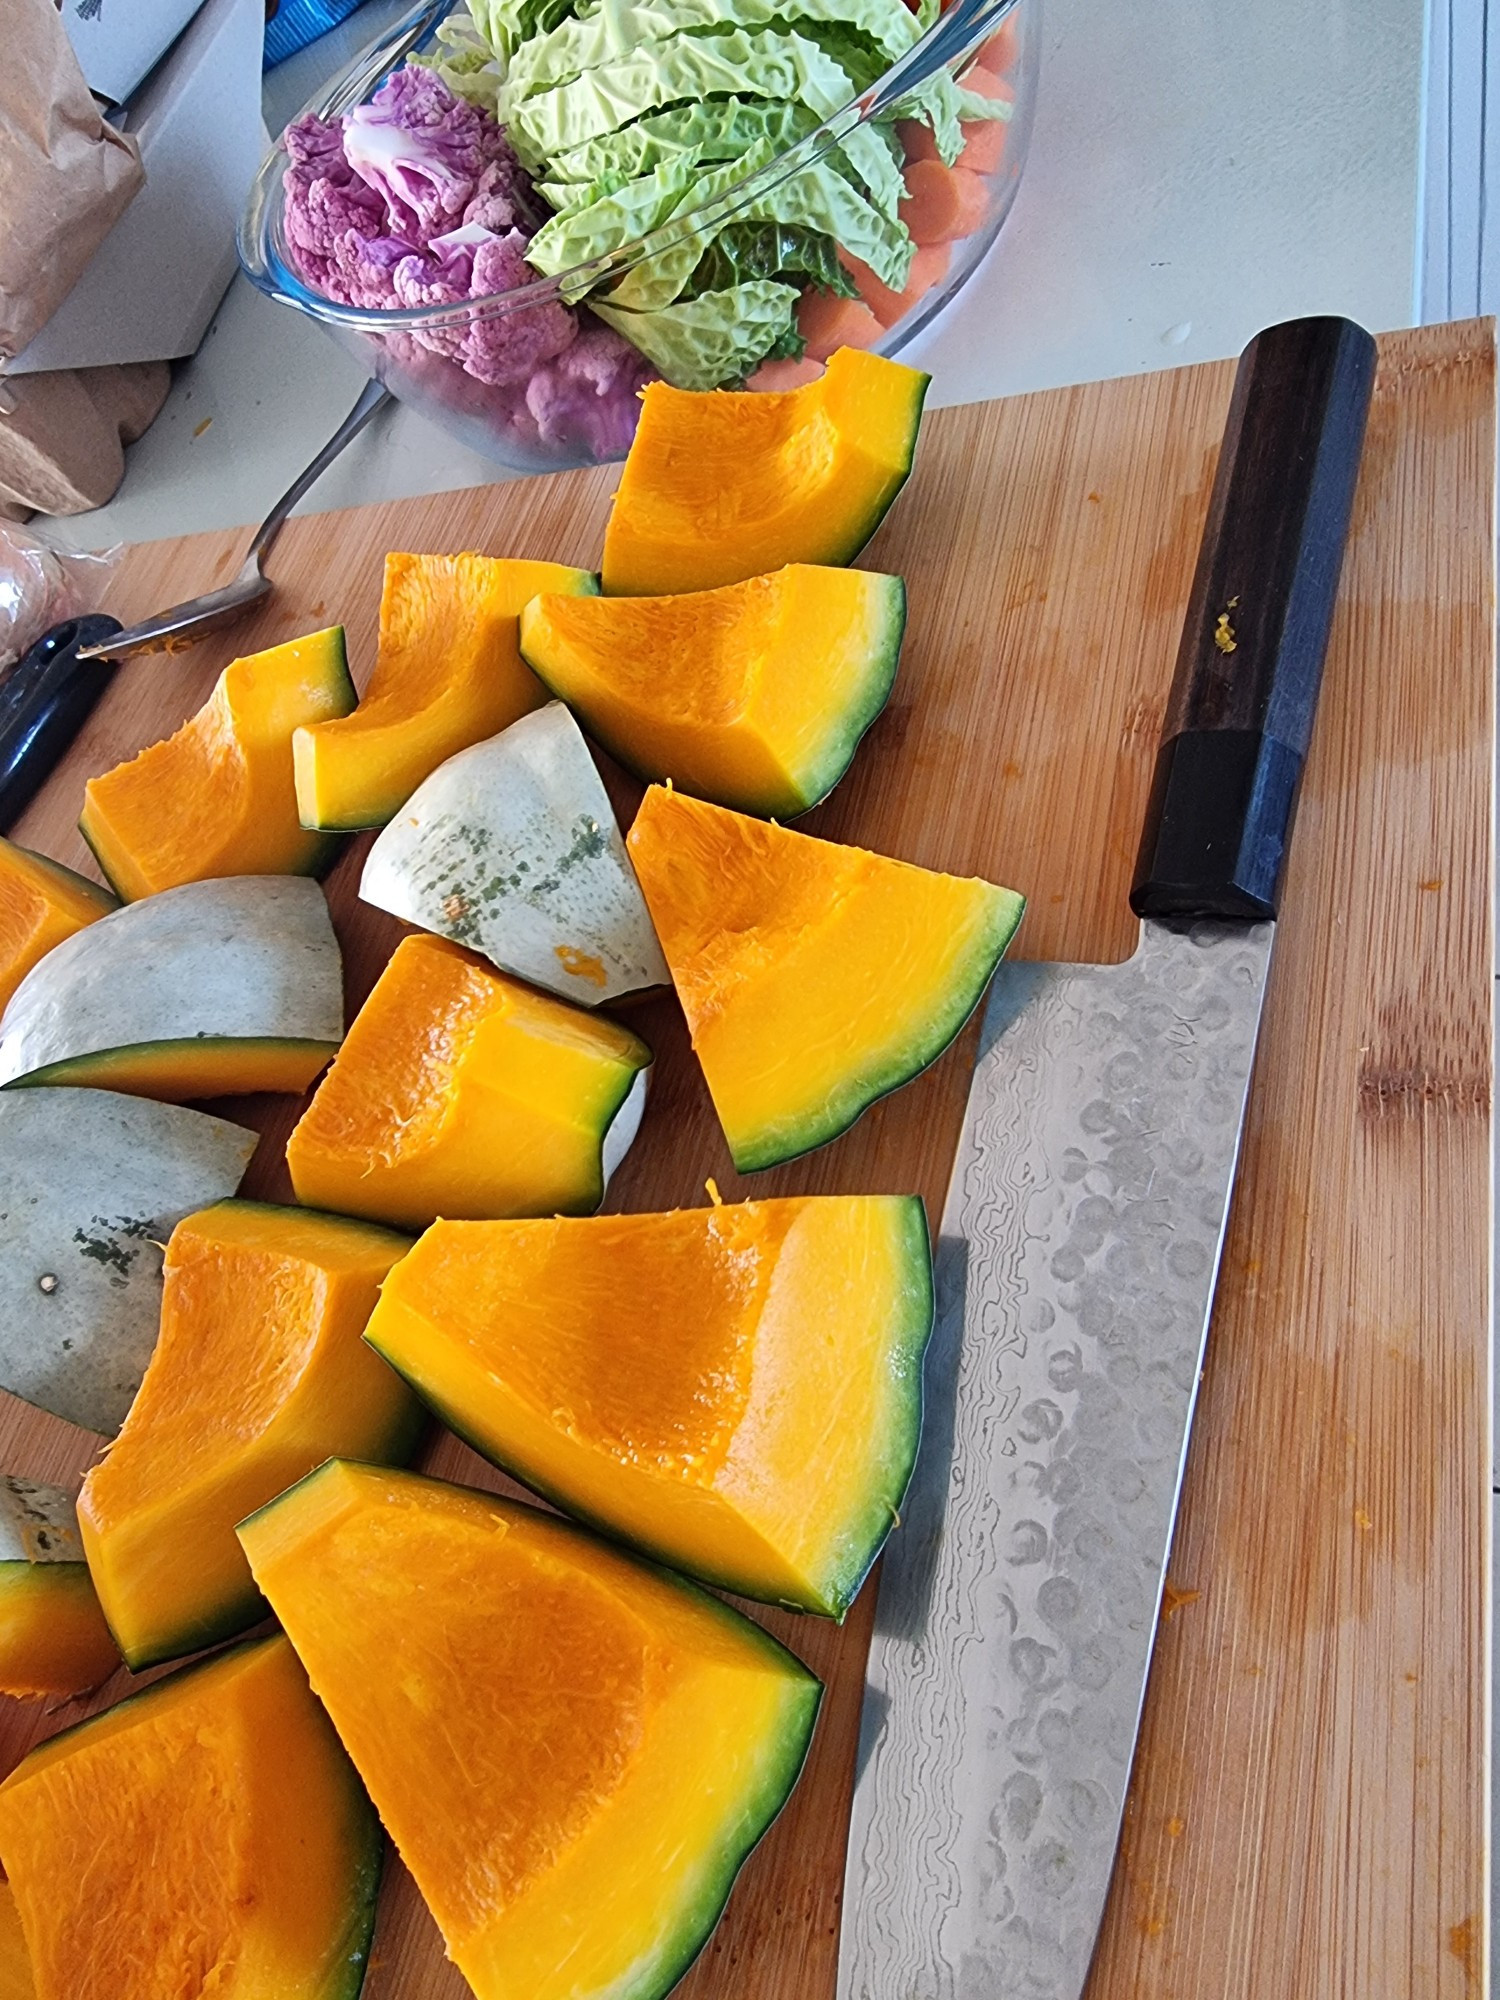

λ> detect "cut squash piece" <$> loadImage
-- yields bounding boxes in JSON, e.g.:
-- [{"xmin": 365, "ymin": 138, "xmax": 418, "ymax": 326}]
[
  {"xmin": 0, "ymin": 1478, "xmax": 119, "ymax": 1698},
  {"xmin": 79, "ymin": 628, "xmax": 355, "ymax": 901},
  {"xmin": 286, "ymin": 934, "xmax": 650, "ymax": 1231},
  {"xmin": 601, "ymin": 348, "xmax": 929, "ymax": 595},
  {"xmin": 365, "ymin": 1195, "xmax": 933, "ymax": 1614},
  {"xmin": 0, "ymin": 1882, "xmax": 34, "ymax": 2000},
  {"xmin": 0, "ymin": 842, "xmax": 115, "ymax": 1014},
  {"xmin": 628, "ymin": 786, "xmax": 1024, "ymax": 1171},
  {"xmin": 0, "ymin": 1089, "xmax": 255, "ymax": 1434},
  {"xmin": 239, "ymin": 1462, "xmax": 821, "ymax": 2000},
  {"xmin": 0, "ymin": 1634, "xmax": 380, "ymax": 2000},
  {"xmin": 78, "ymin": 1201, "xmax": 420, "ymax": 1669},
  {"xmin": 360, "ymin": 702, "xmax": 668, "ymax": 1005},
  {"xmin": 0, "ymin": 875, "xmax": 343, "ymax": 1100},
  {"xmin": 293, "ymin": 553, "xmax": 598, "ymax": 831},
  {"xmin": 519, "ymin": 565, "xmax": 906, "ymax": 818}
]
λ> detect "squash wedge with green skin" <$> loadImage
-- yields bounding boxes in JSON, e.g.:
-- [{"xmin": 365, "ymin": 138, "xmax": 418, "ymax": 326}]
[
  {"xmin": 0, "ymin": 1089, "xmax": 255, "ymax": 1434},
  {"xmin": 239, "ymin": 1461, "xmax": 821, "ymax": 2000},
  {"xmin": 0, "ymin": 1633, "xmax": 381, "ymax": 2000},
  {"xmin": 293, "ymin": 554, "xmax": 599, "ymax": 832},
  {"xmin": 0, "ymin": 842, "xmax": 115, "ymax": 1014},
  {"xmin": 519, "ymin": 565, "xmax": 907, "ymax": 817},
  {"xmin": 364, "ymin": 1195, "xmax": 933, "ymax": 1615},
  {"xmin": 359, "ymin": 702, "xmax": 668, "ymax": 1005},
  {"xmin": 601, "ymin": 347, "xmax": 929, "ymax": 595},
  {"xmin": 286, "ymin": 933, "xmax": 650, "ymax": 1232},
  {"xmin": 0, "ymin": 875, "xmax": 343, "ymax": 1100},
  {"xmin": 79, "ymin": 628, "xmax": 355, "ymax": 902},
  {"xmin": 628, "ymin": 785, "xmax": 1025, "ymax": 1171},
  {"xmin": 0, "ymin": 1478, "xmax": 119, "ymax": 1698},
  {"xmin": 78, "ymin": 1201, "xmax": 422, "ymax": 1670}
]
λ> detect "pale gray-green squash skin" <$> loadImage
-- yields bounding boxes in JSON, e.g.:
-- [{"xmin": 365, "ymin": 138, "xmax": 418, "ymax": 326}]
[
  {"xmin": 0, "ymin": 1476, "xmax": 87, "ymax": 1564},
  {"xmin": 0, "ymin": 875, "xmax": 343, "ymax": 1089},
  {"xmin": 0, "ymin": 1090, "xmax": 256, "ymax": 1433},
  {"xmin": 360, "ymin": 704, "xmax": 669, "ymax": 1006}
]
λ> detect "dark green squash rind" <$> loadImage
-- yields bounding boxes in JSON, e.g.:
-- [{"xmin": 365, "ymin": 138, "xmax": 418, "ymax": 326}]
[{"xmin": 2, "ymin": 1036, "xmax": 341, "ymax": 1098}]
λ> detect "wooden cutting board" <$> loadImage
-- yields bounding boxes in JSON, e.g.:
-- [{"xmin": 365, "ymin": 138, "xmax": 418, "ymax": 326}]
[{"xmin": 0, "ymin": 318, "xmax": 1489, "ymax": 2000}]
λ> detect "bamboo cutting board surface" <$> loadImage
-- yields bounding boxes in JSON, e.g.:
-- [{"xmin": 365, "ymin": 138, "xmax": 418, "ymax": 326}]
[{"xmin": 0, "ymin": 318, "xmax": 1489, "ymax": 2000}]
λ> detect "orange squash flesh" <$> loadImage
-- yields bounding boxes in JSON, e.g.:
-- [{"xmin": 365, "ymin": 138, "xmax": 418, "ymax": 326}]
[
  {"xmin": 239, "ymin": 1462, "xmax": 821, "ymax": 2000},
  {"xmin": 365, "ymin": 1197, "xmax": 933, "ymax": 1614},
  {"xmin": 0, "ymin": 843, "xmax": 114, "ymax": 1015},
  {"xmin": 77, "ymin": 1200, "xmax": 419, "ymax": 1670},
  {"xmin": 0, "ymin": 1567, "xmax": 119, "ymax": 1699},
  {"xmin": 628, "ymin": 785, "xmax": 1025, "ymax": 1171},
  {"xmin": 286, "ymin": 934, "xmax": 651, "ymax": 1231},
  {"xmin": 518, "ymin": 564, "xmax": 907, "ymax": 818},
  {"xmin": 293, "ymin": 555, "xmax": 598, "ymax": 831},
  {"xmin": 0, "ymin": 1634, "xmax": 380, "ymax": 2000},
  {"xmin": 79, "ymin": 628, "xmax": 354, "ymax": 901},
  {"xmin": 0, "ymin": 1882, "xmax": 33, "ymax": 2000},
  {"xmin": 600, "ymin": 348, "xmax": 930, "ymax": 595}
]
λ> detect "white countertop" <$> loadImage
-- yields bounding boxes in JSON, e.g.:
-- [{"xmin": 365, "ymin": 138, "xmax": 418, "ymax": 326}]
[{"xmin": 48, "ymin": 0, "xmax": 1428, "ymax": 552}]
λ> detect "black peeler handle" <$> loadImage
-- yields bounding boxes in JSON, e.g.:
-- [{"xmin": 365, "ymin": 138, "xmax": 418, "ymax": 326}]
[
  {"xmin": 0, "ymin": 616, "xmax": 121, "ymax": 835},
  {"xmin": 1130, "ymin": 316, "xmax": 1377, "ymax": 922}
]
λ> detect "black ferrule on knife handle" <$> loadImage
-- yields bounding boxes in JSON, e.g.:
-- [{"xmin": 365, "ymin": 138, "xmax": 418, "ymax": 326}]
[
  {"xmin": 0, "ymin": 615, "xmax": 121, "ymax": 836},
  {"xmin": 1130, "ymin": 315, "xmax": 1377, "ymax": 922}
]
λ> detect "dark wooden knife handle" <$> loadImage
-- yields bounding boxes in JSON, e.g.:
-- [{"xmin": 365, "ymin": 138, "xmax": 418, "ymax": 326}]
[
  {"xmin": 0, "ymin": 616, "xmax": 121, "ymax": 835},
  {"xmin": 1130, "ymin": 316, "xmax": 1377, "ymax": 921}
]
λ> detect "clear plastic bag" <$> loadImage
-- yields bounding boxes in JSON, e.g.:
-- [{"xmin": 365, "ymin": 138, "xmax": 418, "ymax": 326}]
[{"xmin": 0, "ymin": 527, "xmax": 121, "ymax": 671}]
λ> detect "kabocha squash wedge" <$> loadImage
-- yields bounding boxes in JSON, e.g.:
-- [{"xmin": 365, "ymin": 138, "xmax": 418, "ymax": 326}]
[
  {"xmin": 601, "ymin": 348, "xmax": 929, "ymax": 595},
  {"xmin": 79, "ymin": 627, "xmax": 355, "ymax": 901},
  {"xmin": 293, "ymin": 553, "xmax": 598, "ymax": 831},
  {"xmin": 0, "ymin": 1089, "xmax": 255, "ymax": 1433},
  {"xmin": 0, "ymin": 841, "xmax": 114, "ymax": 1013},
  {"xmin": 519, "ymin": 565, "xmax": 907, "ymax": 817},
  {"xmin": 365, "ymin": 1196, "xmax": 934, "ymax": 1615},
  {"xmin": 0, "ymin": 1479, "xmax": 119, "ymax": 1698},
  {"xmin": 239, "ymin": 1462, "xmax": 821, "ymax": 2000},
  {"xmin": 286, "ymin": 933, "xmax": 650, "ymax": 1231},
  {"xmin": 0, "ymin": 1633, "xmax": 380, "ymax": 2000},
  {"xmin": 0, "ymin": 875, "xmax": 343, "ymax": 1100},
  {"xmin": 629, "ymin": 786, "xmax": 1024, "ymax": 1171},
  {"xmin": 360, "ymin": 702, "xmax": 668, "ymax": 1005},
  {"xmin": 78, "ymin": 1202, "xmax": 421, "ymax": 1669}
]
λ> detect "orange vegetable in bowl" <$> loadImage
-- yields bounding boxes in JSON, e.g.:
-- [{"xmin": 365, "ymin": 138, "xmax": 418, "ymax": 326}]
[
  {"xmin": 900, "ymin": 160, "xmax": 993, "ymax": 245},
  {"xmin": 841, "ymin": 242, "xmax": 953, "ymax": 329}
]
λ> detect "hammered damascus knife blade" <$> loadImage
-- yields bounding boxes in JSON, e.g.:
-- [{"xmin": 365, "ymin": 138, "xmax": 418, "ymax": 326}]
[{"xmin": 838, "ymin": 315, "xmax": 1377, "ymax": 2000}]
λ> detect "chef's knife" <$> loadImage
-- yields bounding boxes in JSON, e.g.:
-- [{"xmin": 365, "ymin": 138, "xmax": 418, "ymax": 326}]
[{"xmin": 837, "ymin": 314, "xmax": 1377, "ymax": 2000}]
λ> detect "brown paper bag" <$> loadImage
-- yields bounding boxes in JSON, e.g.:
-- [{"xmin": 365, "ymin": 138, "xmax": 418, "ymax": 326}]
[
  {"xmin": 0, "ymin": 362, "xmax": 170, "ymax": 515},
  {"xmin": 0, "ymin": 0, "xmax": 146, "ymax": 363}
]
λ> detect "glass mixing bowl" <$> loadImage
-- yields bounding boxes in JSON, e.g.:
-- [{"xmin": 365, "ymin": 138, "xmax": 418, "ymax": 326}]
[{"xmin": 240, "ymin": 0, "xmax": 1039, "ymax": 472}]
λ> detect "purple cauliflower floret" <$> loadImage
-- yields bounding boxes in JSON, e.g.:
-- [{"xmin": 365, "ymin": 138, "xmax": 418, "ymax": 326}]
[
  {"xmin": 461, "ymin": 233, "xmax": 578, "ymax": 386},
  {"xmin": 526, "ymin": 322, "xmax": 654, "ymax": 458},
  {"xmin": 462, "ymin": 156, "xmax": 538, "ymax": 236},
  {"xmin": 343, "ymin": 65, "xmax": 514, "ymax": 240},
  {"xmin": 278, "ymin": 68, "xmax": 657, "ymax": 453}
]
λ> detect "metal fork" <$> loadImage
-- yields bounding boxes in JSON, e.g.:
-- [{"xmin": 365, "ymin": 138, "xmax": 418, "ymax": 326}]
[{"xmin": 76, "ymin": 378, "xmax": 391, "ymax": 662}]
